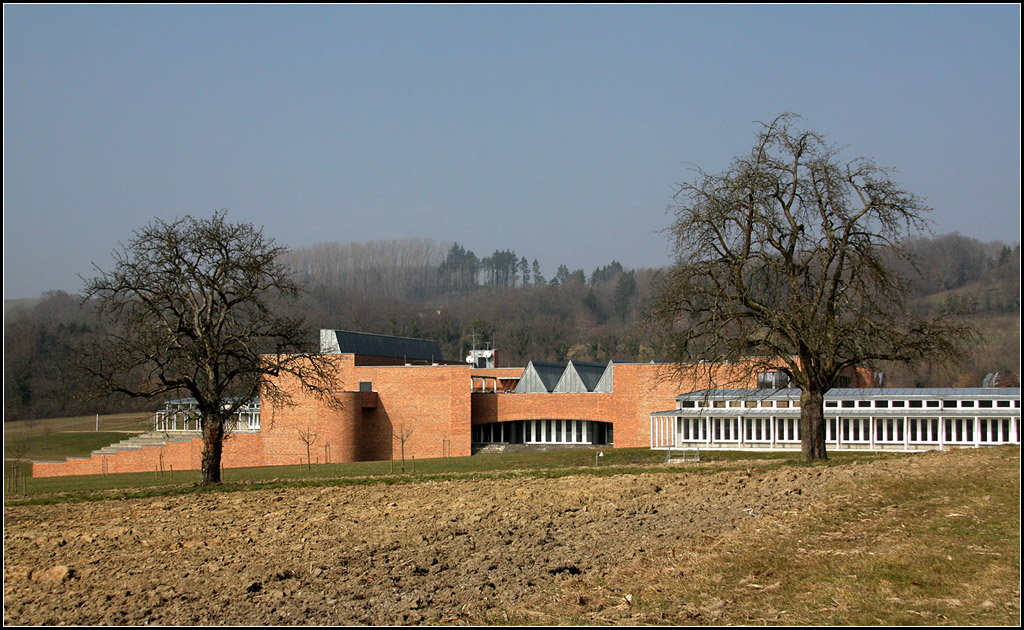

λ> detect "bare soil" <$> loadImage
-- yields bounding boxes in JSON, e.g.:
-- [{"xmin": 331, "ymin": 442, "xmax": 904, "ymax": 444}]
[{"xmin": 2, "ymin": 450, "xmax": 1016, "ymax": 625}]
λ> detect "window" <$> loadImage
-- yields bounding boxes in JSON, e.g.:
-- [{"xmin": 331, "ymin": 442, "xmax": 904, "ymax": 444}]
[{"xmin": 757, "ymin": 372, "xmax": 791, "ymax": 389}]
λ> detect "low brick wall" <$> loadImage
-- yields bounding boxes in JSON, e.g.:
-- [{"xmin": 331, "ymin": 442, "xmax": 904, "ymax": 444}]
[{"xmin": 32, "ymin": 433, "xmax": 265, "ymax": 478}]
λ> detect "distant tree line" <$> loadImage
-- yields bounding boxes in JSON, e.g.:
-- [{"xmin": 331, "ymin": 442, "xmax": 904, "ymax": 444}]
[
  {"xmin": 3, "ymin": 233, "xmax": 1019, "ymax": 422},
  {"xmin": 284, "ymin": 240, "xmax": 602, "ymax": 297}
]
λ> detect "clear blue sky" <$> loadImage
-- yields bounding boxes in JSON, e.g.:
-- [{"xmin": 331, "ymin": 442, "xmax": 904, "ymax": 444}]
[{"xmin": 4, "ymin": 5, "xmax": 1020, "ymax": 299}]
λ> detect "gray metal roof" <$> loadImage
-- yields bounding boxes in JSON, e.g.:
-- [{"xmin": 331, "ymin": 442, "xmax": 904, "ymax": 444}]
[
  {"xmin": 513, "ymin": 361, "xmax": 569, "ymax": 393},
  {"xmin": 530, "ymin": 361, "xmax": 567, "ymax": 392},
  {"xmin": 326, "ymin": 330, "xmax": 444, "ymax": 363},
  {"xmin": 676, "ymin": 388, "xmax": 1021, "ymax": 401},
  {"xmin": 571, "ymin": 361, "xmax": 610, "ymax": 392}
]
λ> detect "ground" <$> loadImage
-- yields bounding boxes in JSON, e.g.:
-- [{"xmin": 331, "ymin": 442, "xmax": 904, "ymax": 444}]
[{"xmin": 3, "ymin": 448, "xmax": 1020, "ymax": 625}]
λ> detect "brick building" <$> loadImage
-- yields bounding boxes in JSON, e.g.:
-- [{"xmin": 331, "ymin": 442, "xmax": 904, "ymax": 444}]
[{"xmin": 32, "ymin": 330, "xmax": 872, "ymax": 477}]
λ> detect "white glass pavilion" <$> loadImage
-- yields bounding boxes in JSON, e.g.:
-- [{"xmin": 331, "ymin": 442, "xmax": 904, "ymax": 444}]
[{"xmin": 650, "ymin": 388, "xmax": 1020, "ymax": 452}]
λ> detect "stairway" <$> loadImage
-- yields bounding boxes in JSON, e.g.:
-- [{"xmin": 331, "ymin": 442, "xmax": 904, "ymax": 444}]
[{"xmin": 91, "ymin": 431, "xmax": 202, "ymax": 455}]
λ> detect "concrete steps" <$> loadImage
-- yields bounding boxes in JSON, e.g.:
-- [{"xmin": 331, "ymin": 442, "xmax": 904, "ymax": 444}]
[{"xmin": 91, "ymin": 431, "xmax": 201, "ymax": 455}]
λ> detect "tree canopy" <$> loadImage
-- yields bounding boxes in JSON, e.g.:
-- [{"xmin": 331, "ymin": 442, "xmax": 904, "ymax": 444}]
[
  {"xmin": 80, "ymin": 211, "xmax": 337, "ymax": 483},
  {"xmin": 650, "ymin": 113, "xmax": 976, "ymax": 460}
]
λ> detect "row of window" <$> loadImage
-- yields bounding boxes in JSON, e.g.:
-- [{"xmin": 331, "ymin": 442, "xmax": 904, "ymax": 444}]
[
  {"xmin": 472, "ymin": 420, "xmax": 614, "ymax": 445},
  {"xmin": 825, "ymin": 399, "xmax": 1017, "ymax": 409},
  {"xmin": 673, "ymin": 416, "xmax": 1017, "ymax": 444},
  {"xmin": 679, "ymin": 398, "xmax": 1018, "ymax": 410}
]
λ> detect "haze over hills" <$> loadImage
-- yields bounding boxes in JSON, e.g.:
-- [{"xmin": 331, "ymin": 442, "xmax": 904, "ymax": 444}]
[{"xmin": 3, "ymin": 233, "xmax": 1019, "ymax": 423}]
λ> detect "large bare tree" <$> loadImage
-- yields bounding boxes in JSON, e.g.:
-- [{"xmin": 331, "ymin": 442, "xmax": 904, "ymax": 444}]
[
  {"xmin": 650, "ymin": 114, "xmax": 975, "ymax": 460},
  {"xmin": 81, "ymin": 211, "xmax": 337, "ymax": 483}
]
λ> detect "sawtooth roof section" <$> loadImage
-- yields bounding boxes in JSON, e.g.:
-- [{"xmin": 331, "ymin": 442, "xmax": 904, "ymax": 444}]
[
  {"xmin": 322, "ymin": 330, "xmax": 444, "ymax": 363},
  {"xmin": 593, "ymin": 362, "xmax": 614, "ymax": 393},
  {"xmin": 514, "ymin": 361, "xmax": 567, "ymax": 393},
  {"xmin": 553, "ymin": 361, "xmax": 611, "ymax": 393}
]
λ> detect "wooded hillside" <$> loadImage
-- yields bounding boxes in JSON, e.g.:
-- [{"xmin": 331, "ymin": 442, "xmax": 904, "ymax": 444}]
[{"xmin": 4, "ymin": 235, "xmax": 1019, "ymax": 422}]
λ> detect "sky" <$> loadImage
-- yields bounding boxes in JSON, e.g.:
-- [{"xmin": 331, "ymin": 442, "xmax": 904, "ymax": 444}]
[{"xmin": 3, "ymin": 5, "xmax": 1021, "ymax": 300}]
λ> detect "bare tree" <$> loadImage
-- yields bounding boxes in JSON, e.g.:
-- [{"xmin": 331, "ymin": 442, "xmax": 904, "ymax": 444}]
[
  {"xmin": 649, "ymin": 114, "xmax": 975, "ymax": 460},
  {"xmin": 392, "ymin": 418, "xmax": 415, "ymax": 473},
  {"xmin": 297, "ymin": 427, "xmax": 318, "ymax": 470},
  {"xmin": 80, "ymin": 211, "xmax": 338, "ymax": 484}
]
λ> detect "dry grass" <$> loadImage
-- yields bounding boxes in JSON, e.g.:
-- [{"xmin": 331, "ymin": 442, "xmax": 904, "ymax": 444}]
[
  {"xmin": 3, "ymin": 412, "xmax": 151, "ymax": 441},
  {"xmin": 500, "ymin": 447, "xmax": 1021, "ymax": 626}
]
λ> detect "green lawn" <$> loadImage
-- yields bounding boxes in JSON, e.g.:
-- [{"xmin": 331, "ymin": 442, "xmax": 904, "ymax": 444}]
[{"xmin": 5, "ymin": 438, "xmax": 902, "ymax": 506}]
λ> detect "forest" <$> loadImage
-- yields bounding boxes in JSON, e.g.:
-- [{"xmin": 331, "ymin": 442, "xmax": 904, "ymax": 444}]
[{"xmin": 3, "ymin": 233, "xmax": 1019, "ymax": 422}]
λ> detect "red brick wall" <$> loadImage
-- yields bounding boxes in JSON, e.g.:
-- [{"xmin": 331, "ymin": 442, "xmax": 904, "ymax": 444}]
[
  {"xmin": 32, "ymin": 433, "xmax": 265, "ymax": 478},
  {"xmin": 472, "ymin": 393, "xmax": 618, "ymax": 424},
  {"xmin": 262, "ymin": 358, "xmax": 474, "ymax": 464}
]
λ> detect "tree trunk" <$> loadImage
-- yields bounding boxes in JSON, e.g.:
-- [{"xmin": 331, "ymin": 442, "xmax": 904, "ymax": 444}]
[
  {"xmin": 800, "ymin": 388, "xmax": 828, "ymax": 461},
  {"xmin": 201, "ymin": 416, "xmax": 226, "ymax": 484}
]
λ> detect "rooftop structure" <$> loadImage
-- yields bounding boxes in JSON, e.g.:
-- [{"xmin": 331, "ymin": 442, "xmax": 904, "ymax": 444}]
[{"xmin": 320, "ymin": 329, "xmax": 445, "ymax": 365}]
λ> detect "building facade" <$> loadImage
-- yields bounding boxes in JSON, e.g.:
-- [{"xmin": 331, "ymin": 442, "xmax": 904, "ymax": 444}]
[{"xmin": 33, "ymin": 330, "xmax": 875, "ymax": 477}]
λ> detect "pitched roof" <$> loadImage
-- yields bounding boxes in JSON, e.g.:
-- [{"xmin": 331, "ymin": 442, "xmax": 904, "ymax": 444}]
[
  {"xmin": 322, "ymin": 330, "xmax": 444, "ymax": 363},
  {"xmin": 515, "ymin": 361, "xmax": 567, "ymax": 393},
  {"xmin": 553, "ymin": 361, "xmax": 612, "ymax": 393}
]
